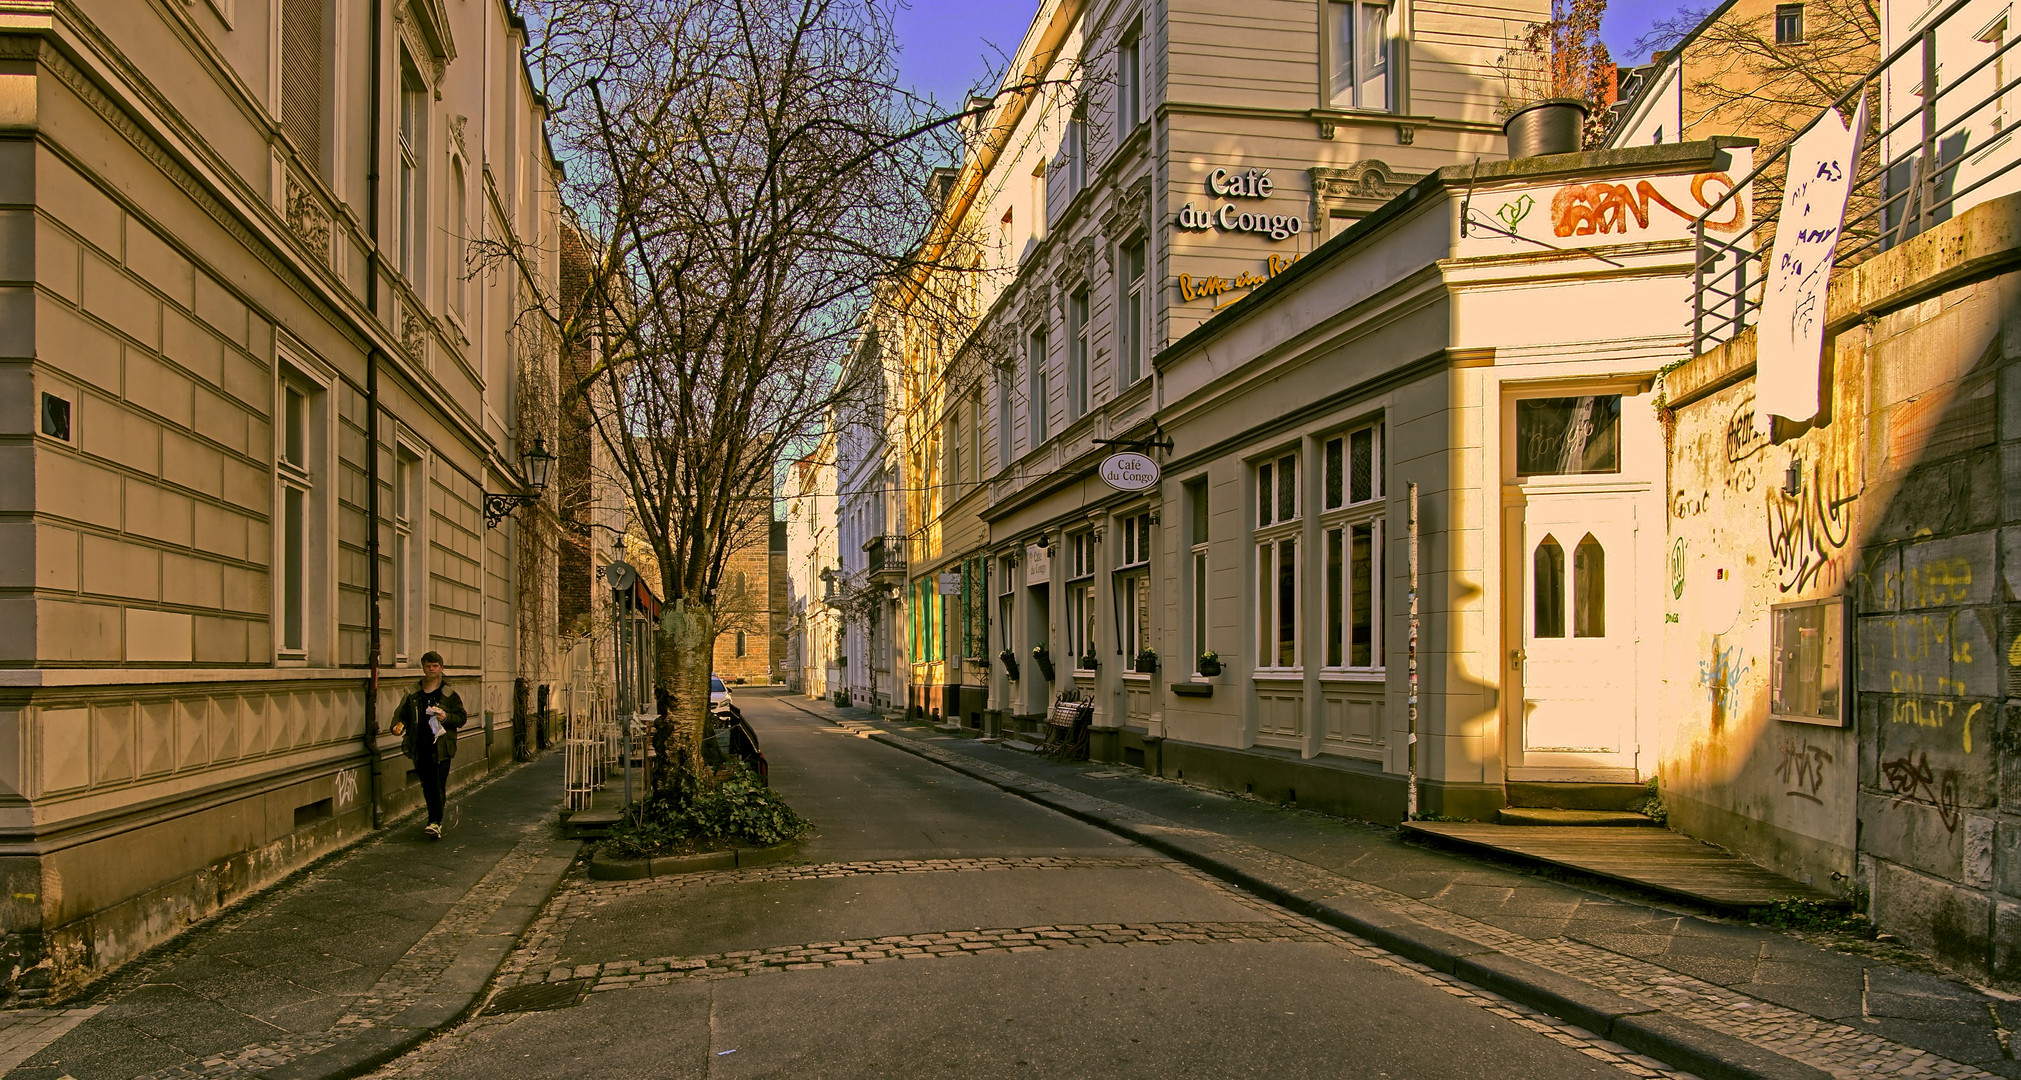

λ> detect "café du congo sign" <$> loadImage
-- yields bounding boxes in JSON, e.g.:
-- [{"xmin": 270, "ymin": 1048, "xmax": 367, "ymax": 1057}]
[
  {"xmin": 1099, "ymin": 452, "xmax": 1161, "ymax": 492},
  {"xmin": 1174, "ymin": 168, "xmax": 1306, "ymax": 240}
]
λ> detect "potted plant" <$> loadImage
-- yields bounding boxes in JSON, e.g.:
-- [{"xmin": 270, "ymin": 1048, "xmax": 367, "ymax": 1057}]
[
  {"xmin": 1134, "ymin": 649, "xmax": 1158, "ymax": 674},
  {"xmin": 1078, "ymin": 652, "xmax": 1100, "ymax": 672},
  {"xmin": 999, "ymin": 648, "xmax": 1021, "ymax": 681},
  {"xmin": 1197, "ymin": 650, "xmax": 1222, "ymax": 677},
  {"xmin": 1031, "ymin": 644, "xmax": 1056, "ymax": 682}
]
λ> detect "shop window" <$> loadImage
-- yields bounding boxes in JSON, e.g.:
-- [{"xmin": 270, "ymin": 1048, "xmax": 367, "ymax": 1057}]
[
  {"xmin": 1322, "ymin": 422, "xmax": 1384, "ymax": 670},
  {"xmin": 1255, "ymin": 452, "xmax": 1301, "ymax": 670},
  {"xmin": 1068, "ymin": 531, "xmax": 1098, "ymax": 666},
  {"xmin": 1516, "ymin": 395, "xmax": 1621, "ymax": 476},
  {"xmin": 1187, "ymin": 479, "xmax": 1211, "ymax": 672}
]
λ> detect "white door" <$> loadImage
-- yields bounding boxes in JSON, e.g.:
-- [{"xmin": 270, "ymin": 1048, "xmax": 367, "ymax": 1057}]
[{"xmin": 1506, "ymin": 495, "xmax": 1638, "ymax": 781}]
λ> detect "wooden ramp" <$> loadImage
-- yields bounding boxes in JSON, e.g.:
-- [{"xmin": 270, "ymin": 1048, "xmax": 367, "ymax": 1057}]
[{"xmin": 1401, "ymin": 822, "xmax": 1842, "ymax": 912}]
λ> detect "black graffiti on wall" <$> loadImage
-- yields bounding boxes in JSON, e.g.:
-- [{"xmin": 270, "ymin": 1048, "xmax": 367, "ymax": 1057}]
[
  {"xmin": 1880, "ymin": 751, "xmax": 1962, "ymax": 832},
  {"xmin": 1766, "ymin": 460, "xmax": 1856, "ymax": 593},
  {"xmin": 1773, "ymin": 738, "xmax": 1833, "ymax": 803}
]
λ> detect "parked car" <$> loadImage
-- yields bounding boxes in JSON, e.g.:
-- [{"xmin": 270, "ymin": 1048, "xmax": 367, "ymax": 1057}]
[{"xmin": 710, "ymin": 676, "xmax": 732, "ymax": 713}]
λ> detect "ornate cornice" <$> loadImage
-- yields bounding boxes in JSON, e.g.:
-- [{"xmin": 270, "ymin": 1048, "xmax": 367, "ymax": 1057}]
[{"xmin": 1309, "ymin": 160, "xmax": 1428, "ymax": 226}]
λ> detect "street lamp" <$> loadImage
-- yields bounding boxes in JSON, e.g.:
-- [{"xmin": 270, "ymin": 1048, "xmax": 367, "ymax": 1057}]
[{"xmin": 483, "ymin": 436, "xmax": 557, "ymax": 529}]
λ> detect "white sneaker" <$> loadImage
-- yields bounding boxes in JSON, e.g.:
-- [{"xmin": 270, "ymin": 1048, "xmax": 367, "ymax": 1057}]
[{"xmin": 424, "ymin": 823, "xmax": 442, "ymax": 839}]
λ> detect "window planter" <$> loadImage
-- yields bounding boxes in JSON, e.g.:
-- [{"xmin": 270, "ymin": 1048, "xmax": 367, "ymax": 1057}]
[
  {"xmin": 999, "ymin": 649, "xmax": 1021, "ymax": 681},
  {"xmin": 1197, "ymin": 654, "xmax": 1222, "ymax": 677},
  {"xmin": 1133, "ymin": 651, "xmax": 1158, "ymax": 674},
  {"xmin": 1031, "ymin": 647, "xmax": 1056, "ymax": 682}
]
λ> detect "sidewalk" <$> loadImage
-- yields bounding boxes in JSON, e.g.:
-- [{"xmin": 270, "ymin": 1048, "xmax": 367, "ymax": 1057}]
[
  {"xmin": 1, "ymin": 754, "xmax": 577, "ymax": 1080},
  {"xmin": 779, "ymin": 694, "xmax": 2021, "ymax": 1080}
]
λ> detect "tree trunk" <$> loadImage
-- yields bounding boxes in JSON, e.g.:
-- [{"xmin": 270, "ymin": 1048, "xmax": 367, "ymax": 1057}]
[{"xmin": 654, "ymin": 599, "xmax": 714, "ymax": 797}]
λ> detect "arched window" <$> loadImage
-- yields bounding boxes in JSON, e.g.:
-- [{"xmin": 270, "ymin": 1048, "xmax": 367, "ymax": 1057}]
[
  {"xmin": 1574, "ymin": 534, "xmax": 1605, "ymax": 638},
  {"xmin": 735, "ymin": 631, "xmax": 748, "ymax": 657},
  {"xmin": 1533, "ymin": 535, "xmax": 1564, "ymax": 638}
]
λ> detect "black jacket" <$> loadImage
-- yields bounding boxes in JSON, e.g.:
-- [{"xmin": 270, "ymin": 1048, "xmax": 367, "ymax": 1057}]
[{"xmin": 393, "ymin": 679, "xmax": 469, "ymax": 761}]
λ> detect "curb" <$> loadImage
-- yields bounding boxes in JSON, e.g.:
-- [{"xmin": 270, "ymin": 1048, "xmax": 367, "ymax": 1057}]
[
  {"xmin": 316, "ymin": 837, "xmax": 581, "ymax": 1080},
  {"xmin": 587, "ymin": 841, "xmax": 798, "ymax": 880},
  {"xmin": 794, "ymin": 700, "xmax": 1832, "ymax": 1080}
]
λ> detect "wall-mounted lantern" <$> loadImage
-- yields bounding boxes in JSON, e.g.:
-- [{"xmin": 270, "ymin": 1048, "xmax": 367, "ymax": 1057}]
[{"xmin": 484, "ymin": 437, "xmax": 557, "ymax": 529}]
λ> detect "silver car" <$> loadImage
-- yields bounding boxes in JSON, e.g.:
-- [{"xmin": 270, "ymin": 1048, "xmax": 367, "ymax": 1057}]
[{"xmin": 709, "ymin": 676, "xmax": 732, "ymax": 712}]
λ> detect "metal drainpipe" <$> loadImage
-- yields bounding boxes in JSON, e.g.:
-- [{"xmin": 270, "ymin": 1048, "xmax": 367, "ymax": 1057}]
[{"xmin": 361, "ymin": 0, "xmax": 387, "ymax": 829}]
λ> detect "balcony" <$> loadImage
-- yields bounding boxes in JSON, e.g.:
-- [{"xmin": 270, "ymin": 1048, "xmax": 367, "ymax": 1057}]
[{"xmin": 866, "ymin": 535, "xmax": 906, "ymax": 583}]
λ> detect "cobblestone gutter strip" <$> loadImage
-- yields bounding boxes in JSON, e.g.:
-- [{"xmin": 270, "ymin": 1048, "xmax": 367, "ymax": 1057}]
[
  {"xmin": 377, "ymin": 855, "xmax": 1696, "ymax": 1080},
  {"xmin": 859, "ymin": 726, "xmax": 2000, "ymax": 1080},
  {"xmin": 127, "ymin": 821, "xmax": 579, "ymax": 1080}
]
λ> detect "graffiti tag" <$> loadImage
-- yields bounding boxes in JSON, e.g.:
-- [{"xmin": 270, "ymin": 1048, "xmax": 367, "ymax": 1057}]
[
  {"xmin": 1671, "ymin": 490, "xmax": 1710, "ymax": 519},
  {"xmin": 1765, "ymin": 460, "xmax": 1856, "ymax": 593},
  {"xmin": 1725, "ymin": 395, "xmax": 1769, "ymax": 464},
  {"xmin": 1698, "ymin": 645, "xmax": 1751, "ymax": 703},
  {"xmin": 1880, "ymin": 751, "xmax": 1962, "ymax": 832},
  {"xmin": 1495, "ymin": 194, "xmax": 1535, "ymax": 231},
  {"xmin": 1552, "ymin": 172, "xmax": 1744, "ymax": 238},
  {"xmin": 1773, "ymin": 738, "xmax": 1833, "ymax": 803},
  {"xmin": 334, "ymin": 769, "xmax": 358, "ymax": 809},
  {"xmin": 1669, "ymin": 539, "xmax": 1688, "ymax": 600}
]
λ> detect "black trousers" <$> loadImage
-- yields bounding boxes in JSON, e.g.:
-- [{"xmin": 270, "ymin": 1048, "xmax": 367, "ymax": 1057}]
[{"xmin": 418, "ymin": 755, "xmax": 453, "ymax": 824}]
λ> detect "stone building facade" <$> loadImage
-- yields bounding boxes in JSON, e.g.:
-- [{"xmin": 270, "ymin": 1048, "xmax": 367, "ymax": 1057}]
[{"xmin": 0, "ymin": 0, "xmax": 559, "ymax": 997}]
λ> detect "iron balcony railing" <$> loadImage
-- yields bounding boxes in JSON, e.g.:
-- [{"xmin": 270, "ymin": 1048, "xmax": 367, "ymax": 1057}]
[
  {"xmin": 1691, "ymin": 0, "xmax": 2021, "ymax": 352},
  {"xmin": 866, "ymin": 535, "xmax": 906, "ymax": 580}
]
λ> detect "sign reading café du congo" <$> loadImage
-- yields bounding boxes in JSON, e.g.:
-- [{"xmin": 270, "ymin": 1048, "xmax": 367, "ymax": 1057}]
[{"xmin": 1173, "ymin": 166, "xmax": 1306, "ymax": 308}]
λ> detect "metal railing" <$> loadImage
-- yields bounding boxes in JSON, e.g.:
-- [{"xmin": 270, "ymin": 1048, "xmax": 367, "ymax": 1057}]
[{"xmin": 1692, "ymin": 0, "xmax": 2021, "ymax": 352}]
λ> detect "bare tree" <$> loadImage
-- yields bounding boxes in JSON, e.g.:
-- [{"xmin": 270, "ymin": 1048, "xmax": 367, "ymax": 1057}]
[
  {"xmin": 514, "ymin": 0, "xmax": 1018, "ymax": 799},
  {"xmin": 1637, "ymin": 0, "xmax": 1878, "ymax": 156}
]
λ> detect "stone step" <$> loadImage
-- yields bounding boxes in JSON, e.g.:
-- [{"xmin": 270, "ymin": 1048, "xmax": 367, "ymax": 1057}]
[
  {"xmin": 1497, "ymin": 807, "xmax": 1654, "ymax": 827},
  {"xmin": 1504, "ymin": 781, "xmax": 1651, "ymax": 811}
]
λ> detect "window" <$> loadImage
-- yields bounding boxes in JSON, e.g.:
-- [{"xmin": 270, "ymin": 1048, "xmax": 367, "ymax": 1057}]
[
  {"xmin": 1116, "ymin": 512, "xmax": 1153, "ymax": 661},
  {"xmin": 1117, "ymin": 29, "xmax": 1143, "ymax": 134},
  {"xmin": 1031, "ymin": 163, "xmax": 1046, "ymax": 241},
  {"xmin": 1573, "ymin": 534, "xmax": 1605, "ymax": 638},
  {"xmin": 1982, "ymin": 15, "xmax": 2009, "ymax": 132},
  {"xmin": 1187, "ymin": 479, "xmax": 1210, "ymax": 671},
  {"xmin": 1067, "ymin": 531, "xmax": 1098, "ymax": 665},
  {"xmin": 1775, "ymin": 3, "xmax": 1804, "ymax": 43},
  {"xmin": 1069, "ymin": 290, "xmax": 1090, "ymax": 420},
  {"xmin": 1255, "ymin": 452, "xmax": 1300, "ymax": 670},
  {"xmin": 279, "ymin": 0, "xmax": 326, "ymax": 173},
  {"xmin": 1000, "ymin": 208, "xmax": 1014, "ymax": 267},
  {"xmin": 1321, "ymin": 423, "xmax": 1384, "ymax": 670},
  {"xmin": 1533, "ymin": 535, "xmax": 1565, "ymax": 638},
  {"xmin": 397, "ymin": 55, "xmax": 426, "ymax": 282},
  {"xmin": 393, "ymin": 449, "xmax": 425, "ymax": 660},
  {"xmin": 1120, "ymin": 239, "xmax": 1147, "ymax": 386},
  {"xmin": 997, "ymin": 371, "xmax": 1014, "ymax": 467},
  {"xmin": 276, "ymin": 368, "xmax": 327, "ymax": 660},
  {"xmin": 736, "ymin": 631, "xmax": 748, "ymax": 657},
  {"xmin": 1028, "ymin": 327, "xmax": 1050, "ymax": 444},
  {"xmin": 1515, "ymin": 395, "xmax": 1621, "ymax": 476},
  {"xmin": 1066, "ymin": 108, "xmax": 1088, "ymax": 197},
  {"xmin": 1328, "ymin": 0, "xmax": 1394, "ymax": 112},
  {"xmin": 448, "ymin": 156, "xmax": 468, "ymax": 322}
]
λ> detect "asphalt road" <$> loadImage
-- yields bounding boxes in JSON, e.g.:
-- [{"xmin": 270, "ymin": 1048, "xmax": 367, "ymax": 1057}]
[{"xmin": 370, "ymin": 696, "xmax": 1692, "ymax": 1080}]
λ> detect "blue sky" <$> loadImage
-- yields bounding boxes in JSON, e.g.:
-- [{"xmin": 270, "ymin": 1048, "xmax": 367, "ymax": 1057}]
[{"xmin": 890, "ymin": 0, "xmax": 1690, "ymax": 109}]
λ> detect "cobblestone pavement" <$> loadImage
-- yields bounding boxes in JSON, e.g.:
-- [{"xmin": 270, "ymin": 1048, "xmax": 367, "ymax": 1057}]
[
  {"xmin": 366, "ymin": 855, "xmax": 1700, "ymax": 1080},
  {"xmin": 3, "ymin": 755, "xmax": 574, "ymax": 1080},
  {"xmin": 858, "ymin": 717, "xmax": 2020, "ymax": 1080}
]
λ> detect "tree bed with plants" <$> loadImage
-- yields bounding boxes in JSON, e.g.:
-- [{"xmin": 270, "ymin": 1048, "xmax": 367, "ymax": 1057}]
[{"xmin": 599, "ymin": 764, "xmax": 810, "ymax": 860}]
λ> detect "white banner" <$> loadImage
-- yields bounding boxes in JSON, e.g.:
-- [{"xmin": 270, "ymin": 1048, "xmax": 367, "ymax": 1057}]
[{"xmin": 1756, "ymin": 98, "xmax": 1868, "ymax": 431}]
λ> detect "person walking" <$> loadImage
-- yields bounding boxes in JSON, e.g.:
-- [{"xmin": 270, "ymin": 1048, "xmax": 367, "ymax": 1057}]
[{"xmin": 390, "ymin": 651, "xmax": 467, "ymax": 838}]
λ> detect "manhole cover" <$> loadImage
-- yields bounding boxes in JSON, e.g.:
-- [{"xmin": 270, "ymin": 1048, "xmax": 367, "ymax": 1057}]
[{"xmin": 486, "ymin": 979, "xmax": 590, "ymax": 1014}]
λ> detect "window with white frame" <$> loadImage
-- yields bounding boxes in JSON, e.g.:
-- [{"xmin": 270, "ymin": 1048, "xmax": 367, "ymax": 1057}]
[
  {"xmin": 1067, "ymin": 531, "xmax": 1098, "ymax": 666},
  {"xmin": 1117, "ymin": 26, "xmax": 1143, "ymax": 134},
  {"xmin": 1115, "ymin": 511, "xmax": 1152, "ymax": 662},
  {"xmin": 276, "ymin": 364, "xmax": 328, "ymax": 661},
  {"xmin": 448, "ymin": 155, "xmax": 469, "ymax": 323},
  {"xmin": 1327, "ymin": 0, "xmax": 1395, "ymax": 112},
  {"xmin": 393, "ymin": 447, "xmax": 425, "ymax": 661},
  {"xmin": 1186, "ymin": 479, "xmax": 1211, "ymax": 671},
  {"xmin": 1120, "ymin": 238, "xmax": 1146, "ymax": 386},
  {"xmin": 1030, "ymin": 163, "xmax": 1047, "ymax": 242},
  {"xmin": 397, "ymin": 53, "xmax": 427, "ymax": 283},
  {"xmin": 1321, "ymin": 422, "xmax": 1384, "ymax": 670},
  {"xmin": 998, "ymin": 553, "xmax": 1016, "ymax": 668},
  {"xmin": 997, "ymin": 371, "xmax": 1014, "ymax": 467},
  {"xmin": 1028, "ymin": 326, "xmax": 1050, "ymax": 444},
  {"xmin": 279, "ymin": 0, "xmax": 327, "ymax": 175},
  {"xmin": 1982, "ymin": 13, "xmax": 2010, "ymax": 132},
  {"xmin": 1066, "ymin": 107, "xmax": 1088, "ymax": 197},
  {"xmin": 1068, "ymin": 289, "xmax": 1090, "ymax": 420},
  {"xmin": 999, "ymin": 208, "xmax": 1014, "ymax": 267},
  {"xmin": 1255, "ymin": 451, "xmax": 1300, "ymax": 670}
]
